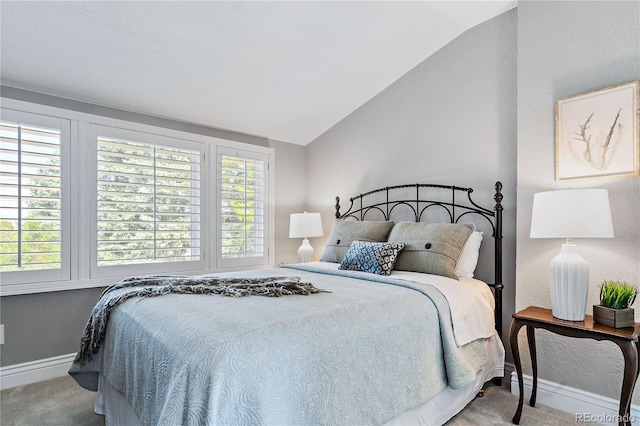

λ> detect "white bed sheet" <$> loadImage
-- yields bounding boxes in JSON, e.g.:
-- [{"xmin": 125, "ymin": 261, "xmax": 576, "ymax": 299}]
[
  {"xmin": 95, "ymin": 332, "xmax": 504, "ymax": 426},
  {"xmin": 301, "ymin": 261, "xmax": 497, "ymax": 346}
]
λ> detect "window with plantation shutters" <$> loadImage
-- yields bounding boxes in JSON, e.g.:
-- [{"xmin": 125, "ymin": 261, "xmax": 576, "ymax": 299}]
[
  {"xmin": 217, "ymin": 147, "xmax": 269, "ymax": 268},
  {"xmin": 0, "ymin": 109, "xmax": 70, "ymax": 284},
  {"xmin": 1, "ymin": 101, "xmax": 275, "ymax": 294},
  {"xmin": 93, "ymin": 125, "xmax": 203, "ymax": 276}
]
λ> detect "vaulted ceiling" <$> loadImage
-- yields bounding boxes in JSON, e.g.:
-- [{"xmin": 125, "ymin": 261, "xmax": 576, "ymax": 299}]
[{"xmin": 1, "ymin": 1, "xmax": 516, "ymax": 145}]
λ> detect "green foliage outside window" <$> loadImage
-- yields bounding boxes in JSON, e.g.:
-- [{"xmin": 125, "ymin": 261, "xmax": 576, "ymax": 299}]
[
  {"xmin": 96, "ymin": 138, "xmax": 200, "ymax": 266},
  {"xmin": 0, "ymin": 123, "xmax": 62, "ymax": 272},
  {"xmin": 220, "ymin": 155, "xmax": 264, "ymax": 258}
]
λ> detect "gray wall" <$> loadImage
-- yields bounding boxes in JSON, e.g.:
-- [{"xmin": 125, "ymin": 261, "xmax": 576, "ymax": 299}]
[
  {"xmin": 0, "ymin": 87, "xmax": 306, "ymax": 366},
  {"xmin": 517, "ymin": 1, "xmax": 640, "ymax": 403},
  {"xmin": 269, "ymin": 138, "xmax": 308, "ymax": 266},
  {"xmin": 305, "ymin": 9, "xmax": 517, "ymax": 348}
]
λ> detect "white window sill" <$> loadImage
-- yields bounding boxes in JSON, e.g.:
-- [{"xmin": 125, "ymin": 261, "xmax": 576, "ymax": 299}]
[{"xmin": 0, "ymin": 263, "xmax": 274, "ymax": 296}]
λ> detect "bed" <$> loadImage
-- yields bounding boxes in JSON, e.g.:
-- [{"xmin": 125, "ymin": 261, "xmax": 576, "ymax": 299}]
[{"xmin": 69, "ymin": 182, "xmax": 506, "ymax": 426}]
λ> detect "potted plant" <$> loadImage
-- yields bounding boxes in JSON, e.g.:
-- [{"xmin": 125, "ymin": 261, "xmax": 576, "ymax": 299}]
[{"xmin": 593, "ymin": 280, "xmax": 638, "ymax": 328}]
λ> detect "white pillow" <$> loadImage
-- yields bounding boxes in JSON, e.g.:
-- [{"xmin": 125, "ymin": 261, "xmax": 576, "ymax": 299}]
[{"xmin": 455, "ymin": 231, "xmax": 483, "ymax": 278}]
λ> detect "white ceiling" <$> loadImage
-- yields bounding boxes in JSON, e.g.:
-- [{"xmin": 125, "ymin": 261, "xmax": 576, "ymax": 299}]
[{"xmin": 1, "ymin": 1, "xmax": 516, "ymax": 145}]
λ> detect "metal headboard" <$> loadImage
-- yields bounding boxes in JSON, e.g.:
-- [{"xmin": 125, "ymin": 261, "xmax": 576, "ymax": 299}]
[{"xmin": 334, "ymin": 182, "xmax": 504, "ymax": 340}]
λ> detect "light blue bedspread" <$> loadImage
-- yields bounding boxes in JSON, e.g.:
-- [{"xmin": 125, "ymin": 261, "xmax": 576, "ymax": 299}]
[{"xmin": 69, "ymin": 265, "xmax": 488, "ymax": 425}]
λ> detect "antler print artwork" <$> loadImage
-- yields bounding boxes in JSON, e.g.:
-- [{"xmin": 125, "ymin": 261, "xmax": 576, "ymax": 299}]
[{"xmin": 569, "ymin": 108, "xmax": 623, "ymax": 171}]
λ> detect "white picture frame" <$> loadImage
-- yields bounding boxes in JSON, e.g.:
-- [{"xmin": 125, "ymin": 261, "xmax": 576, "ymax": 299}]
[{"xmin": 555, "ymin": 81, "xmax": 639, "ymax": 181}]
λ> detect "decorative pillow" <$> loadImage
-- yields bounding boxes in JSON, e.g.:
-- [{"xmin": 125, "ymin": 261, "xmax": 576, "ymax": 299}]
[
  {"xmin": 455, "ymin": 231, "xmax": 484, "ymax": 278},
  {"xmin": 320, "ymin": 220, "xmax": 395, "ymax": 263},
  {"xmin": 387, "ymin": 222, "xmax": 475, "ymax": 280},
  {"xmin": 338, "ymin": 241, "xmax": 405, "ymax": 276}
]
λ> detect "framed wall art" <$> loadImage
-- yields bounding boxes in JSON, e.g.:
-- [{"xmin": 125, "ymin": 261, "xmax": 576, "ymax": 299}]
[{"xmin": 555, "ymin": 80, "xmax": 639, "ymax": 181}]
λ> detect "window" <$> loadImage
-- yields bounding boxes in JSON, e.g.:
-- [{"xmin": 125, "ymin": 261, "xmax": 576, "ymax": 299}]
[
  {"xmin": 217, "ymin": 147, "xmax": 269, "ymax": 268},
  {"xmin": 0, "ymin": 109, "xmax": 70, "ymax": 284},
  {"xmin": 92, "ymin": 125, "xmax": 204, "ymax": 277},
  {"xmin": 0, "ymin": 98, "xmax": 274, "ymax": 295}
]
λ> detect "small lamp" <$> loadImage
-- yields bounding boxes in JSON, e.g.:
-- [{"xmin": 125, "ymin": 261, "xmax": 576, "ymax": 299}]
[
  {"xmin": 530, "ymin": 189, "xmax": 614, "ymax": 321},
  {"xmin": 289, "ymin": 212, "xmax": 323, "ymax": 263}
]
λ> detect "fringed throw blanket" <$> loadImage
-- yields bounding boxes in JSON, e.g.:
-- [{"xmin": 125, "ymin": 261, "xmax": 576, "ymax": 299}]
[{"xmin": 75, "ymin": 275, "xmax": 329, "ymax": 364}]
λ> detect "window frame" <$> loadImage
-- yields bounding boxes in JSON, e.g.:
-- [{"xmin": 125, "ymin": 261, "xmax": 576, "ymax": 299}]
[
  {"xmin": 0, "ymin": 97, "xmax": 275, "ymax": 296},
  {"xmin": 216, "ymin": 146, "xmax": 272, "ymax": 269},
  {"xmin": 0, "ymin": 108, "xmax": 72, "ymax": 286},
  {"xmin": 90, "ymin": 124, "xmax": 207, "ymax": 279}
]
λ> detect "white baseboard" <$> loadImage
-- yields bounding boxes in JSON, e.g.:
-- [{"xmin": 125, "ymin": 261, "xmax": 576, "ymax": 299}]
[
  {"xmin": 0, "ymin": 353, "xmax": 76, "ymax": 390},
  {"xmin": 511, "ymin": 371, "xmax": 640, "ymax": 425}
]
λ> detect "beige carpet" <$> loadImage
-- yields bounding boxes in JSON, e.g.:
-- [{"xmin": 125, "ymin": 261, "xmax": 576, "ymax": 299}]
[
  {"xmin": 1, "ymin": 376, "xmax": 576, "ymax": 425},
  {"xmin": 1, "ymin": 376, "xmax": 103, "ymax": 426},
  {"xmin": 445, "ymin": 384, "xmax": 577, "ymax": 425}
]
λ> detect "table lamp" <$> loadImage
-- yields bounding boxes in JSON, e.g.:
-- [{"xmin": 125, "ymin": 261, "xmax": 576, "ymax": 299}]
[
  {"xmin": 289, "ymin": 212, "xmax": 323, "ymax": 263},
  {"xmin": 530, "ymin": 189, "xmax": 614, "ymax": 321}
]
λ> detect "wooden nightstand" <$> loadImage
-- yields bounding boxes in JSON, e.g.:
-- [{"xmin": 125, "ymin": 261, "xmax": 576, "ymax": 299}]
[{"xmin": 510, "ymin": 306, "xmax": 640, "ymax": 426}]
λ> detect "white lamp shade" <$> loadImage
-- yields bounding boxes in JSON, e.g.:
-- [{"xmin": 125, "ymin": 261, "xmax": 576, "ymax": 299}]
[
  {"xmin": 289, "ymin": 212, "xmax": 323, "ymax": 238},
  {"xmin": 530, "ymin": 189, "xmax": 614, "ymax": 239}
]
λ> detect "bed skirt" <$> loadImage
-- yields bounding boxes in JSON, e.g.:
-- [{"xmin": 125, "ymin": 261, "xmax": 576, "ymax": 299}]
[{"xmin": 94, "ymin": 332, "xmax": 504, "ymax": 426}]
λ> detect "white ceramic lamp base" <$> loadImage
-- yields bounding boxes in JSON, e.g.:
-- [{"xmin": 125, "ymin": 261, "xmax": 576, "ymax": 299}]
[
  {"xmin": 549, "ymin": 242, "xmax": 590, "ymax": 321},
  {"xmin": 297, "ymin": 238, "xmax": 315, "ymax": 263}
]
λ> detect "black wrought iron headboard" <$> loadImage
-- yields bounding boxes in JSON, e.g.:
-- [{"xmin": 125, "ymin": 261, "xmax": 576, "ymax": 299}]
[{"xmin": 334, "ymin": 182, "xmax": 504, "ymax": 340}]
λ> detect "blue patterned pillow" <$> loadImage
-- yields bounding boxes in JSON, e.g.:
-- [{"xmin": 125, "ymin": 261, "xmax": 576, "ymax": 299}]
[{"xmin": 338, "ymin": 241, "xmax": 405, "ymax": 276}]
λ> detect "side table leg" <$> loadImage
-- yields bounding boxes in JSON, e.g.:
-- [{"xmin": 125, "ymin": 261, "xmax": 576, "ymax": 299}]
[
  {"xmin": 510, "ymin": 318, "xmax": 526, "ymax": 424},
  {"xmin": 617, "ymin": 340, "xmax": 638, "ymax": 426},
  {"xmin": 526, "ymin": 325, "xmax": 537, "ymax": 407},
  {"xmin": 636, "ymin": 341, "xmax": 640, "ymax": 383}
]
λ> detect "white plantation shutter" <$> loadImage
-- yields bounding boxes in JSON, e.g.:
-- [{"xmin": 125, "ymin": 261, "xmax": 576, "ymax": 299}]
[
  {"xmin": 0, "ymin": 102, "xmax": 276, "ymax": 294},
  {"xmin": 217, "ymin": 147, "xmax": 269, "ymax": 268},
  {"xmin": 93, "ymin": 126, "xmax": 203, "ymax": 276},
  {"xmin": 0, "ymin": 109, "xmax": 70, "ymax": 284}
]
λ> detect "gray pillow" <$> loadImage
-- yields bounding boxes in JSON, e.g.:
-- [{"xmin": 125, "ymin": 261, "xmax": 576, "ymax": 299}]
[
  {"xmin": 387, "ymin": 222, "xmax": 475, "ymax": 280},
  {"xmin": 320, "ymin": 220, "xmax": 395, "ymax": 263}
]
